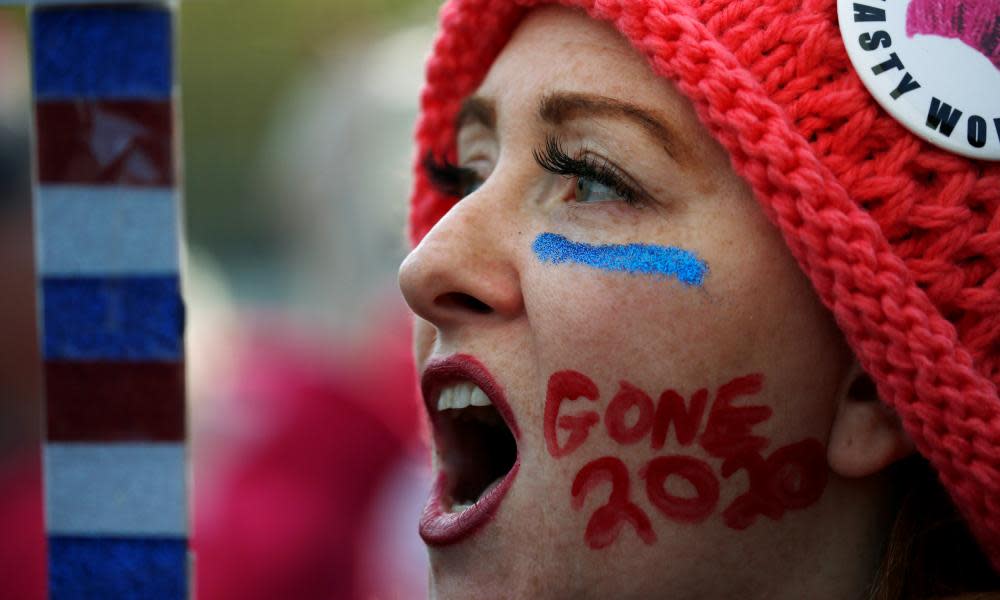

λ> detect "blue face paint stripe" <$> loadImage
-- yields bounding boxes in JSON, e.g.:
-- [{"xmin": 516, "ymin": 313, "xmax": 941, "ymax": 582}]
[{"xmin": 532, "ymin": 232, "xmax": 707, "ymax": 287}]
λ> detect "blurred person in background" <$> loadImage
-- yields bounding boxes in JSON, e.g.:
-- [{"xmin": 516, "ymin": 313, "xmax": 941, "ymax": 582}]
[{"xmin": 191, "ymin": 22, "xmax": 433, "ymax": 600}]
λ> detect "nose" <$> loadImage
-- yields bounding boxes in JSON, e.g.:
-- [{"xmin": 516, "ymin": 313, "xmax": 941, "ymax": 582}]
[{"xmin": 399, "ymin": 196, "xmax": 524, "ymax": 329}]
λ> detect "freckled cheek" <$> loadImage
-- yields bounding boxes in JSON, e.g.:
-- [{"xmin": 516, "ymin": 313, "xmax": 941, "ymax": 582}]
[
  {"xmin": 516, "ymin": 433, "xmax": 650, "ymax": 541},
  {"xmin": 522, "ymin": 267, "xmax": 746, "ymax": 382}
]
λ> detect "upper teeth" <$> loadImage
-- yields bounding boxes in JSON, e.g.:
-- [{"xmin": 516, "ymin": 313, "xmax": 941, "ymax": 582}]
[{"xmin": 437, "ymin": 382, "xmax": 491, "ymax": 411}]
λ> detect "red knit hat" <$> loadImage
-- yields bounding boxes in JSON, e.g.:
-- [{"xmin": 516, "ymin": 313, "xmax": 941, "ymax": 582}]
[{"xmin": 408, "ymin": 0, "xmax": 1000, "ymax": 569}]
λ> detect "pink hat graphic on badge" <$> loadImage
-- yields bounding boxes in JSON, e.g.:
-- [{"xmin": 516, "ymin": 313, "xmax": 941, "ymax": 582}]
[{"xmin": 907, "ymin": 0, "xmax": 1000, "ymax": 70}]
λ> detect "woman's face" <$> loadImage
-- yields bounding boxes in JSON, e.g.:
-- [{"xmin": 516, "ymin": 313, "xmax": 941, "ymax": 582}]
[{"xmin": 400, "ymin": 6, "xmax": 855, "ymax": 598}]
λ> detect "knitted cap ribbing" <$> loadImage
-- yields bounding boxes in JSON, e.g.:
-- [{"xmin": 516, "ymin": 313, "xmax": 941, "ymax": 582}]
[{"xmin": 409, "ymin": 0, "xmax": 1000, "ymax": 569}]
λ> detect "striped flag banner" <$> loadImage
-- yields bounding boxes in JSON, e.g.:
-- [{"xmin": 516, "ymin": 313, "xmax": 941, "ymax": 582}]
[{"xmin": 24, "ymin": 1, "xmax": 189, "ymax": 597}]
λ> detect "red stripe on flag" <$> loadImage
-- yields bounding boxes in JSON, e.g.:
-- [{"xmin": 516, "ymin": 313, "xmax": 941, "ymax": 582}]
[
  {"xmin": 35, "ymin": 100, "xmax": 174, "ymax": 186},
  {"xmin": 46, "ymin": 361, "xmax": 185, "ymax": 441}
]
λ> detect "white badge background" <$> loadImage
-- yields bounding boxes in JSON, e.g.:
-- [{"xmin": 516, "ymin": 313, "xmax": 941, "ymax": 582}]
[{"xmin": 837, "ymin": 0, "xmax": 1000, "ymax": 161}]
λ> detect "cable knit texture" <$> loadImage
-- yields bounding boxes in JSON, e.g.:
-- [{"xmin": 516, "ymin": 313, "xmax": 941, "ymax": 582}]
[{"xmin": 409, "ymin": 0, "xmax": 1000, "ymax": 570}]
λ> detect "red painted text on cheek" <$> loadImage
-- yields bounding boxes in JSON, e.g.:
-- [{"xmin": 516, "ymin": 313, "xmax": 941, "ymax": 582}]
[
  {"xmin": 544, "ymin": 370, "xmax": 828, "ymax": 549},
  {"xmin": 571, "ymin": 456, "xmax": 656, "ymax": 548},
  {"xmin": 545, "ymin": 370, "xmax": 600, "ymax": 458},
  {"xmin": 642, "ymin": 455, "xmax": 719, "ymax": 524},
  {"xmin": 720, "ymin": 438, "xmax": 827, "ymax": 530}
]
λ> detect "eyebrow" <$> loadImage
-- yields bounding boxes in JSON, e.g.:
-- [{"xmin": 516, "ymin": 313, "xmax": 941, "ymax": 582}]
[
  {"xmin": 455, "ymin": 96, "xmax": 497, "ymax": 131},
  {"xmin": 539, "ymin": 91, "xmax": 686, "ymax": 162},
  {"xmin": 454, "ymin": 92, "xmax": 687, "ymax": 163}
]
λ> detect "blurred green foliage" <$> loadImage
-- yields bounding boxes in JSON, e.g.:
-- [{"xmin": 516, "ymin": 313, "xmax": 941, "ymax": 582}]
[
  {"xmin": 180, "ymin": 0, "xmax": 438, "ymax": 266},
  {"xmin": 0, "ymin": 7, "xmax": 25, "ymax": 26}
]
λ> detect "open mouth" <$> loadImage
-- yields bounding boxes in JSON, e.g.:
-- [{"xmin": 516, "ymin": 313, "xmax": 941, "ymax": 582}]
[
  {"xmin": 419, "ymin": 355, "xmax": 520, "ymax": 546},
  {"xmin": 434, "ymin": 382, "xmax": 518, "ymax": 510}
]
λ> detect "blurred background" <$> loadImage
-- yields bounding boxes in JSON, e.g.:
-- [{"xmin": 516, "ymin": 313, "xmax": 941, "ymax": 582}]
[{"xmin": 0, "ymin": 1, "xmax": 440, "ymax": 597}]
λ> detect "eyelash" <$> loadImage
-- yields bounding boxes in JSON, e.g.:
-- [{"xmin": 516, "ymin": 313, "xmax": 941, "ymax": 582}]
[
  {"xmin": 533, "ymin": 135, "xmax": 646, "ymax": 207},
  {"xmin": 423, "ymin": 152, "xmax": 481, "ymax": 199},
  {"xmin": 423, "ymin": 136, "xmax": 648, "ymax": 207}
]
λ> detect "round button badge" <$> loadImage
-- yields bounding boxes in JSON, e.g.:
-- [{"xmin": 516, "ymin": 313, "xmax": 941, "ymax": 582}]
[{"xmin": 837, "ymin": 0, "xmax": 1000, "ymax": 161}]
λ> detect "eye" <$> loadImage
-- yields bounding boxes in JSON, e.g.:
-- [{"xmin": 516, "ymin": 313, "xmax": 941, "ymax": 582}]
[
  {"xmin": 574, "ymin": 176, "xmax": 619, "ymax": 203},
  {"xmin": 462, "ymin": 177, "xmax": 484, "ymax": 197},
  {"xmin": 423, "ymin": 153, "xmax": 485, "ymax": 199},
  {"xmin": 533, "ymin": 135, "xmax": 649, "ymax": 208}
]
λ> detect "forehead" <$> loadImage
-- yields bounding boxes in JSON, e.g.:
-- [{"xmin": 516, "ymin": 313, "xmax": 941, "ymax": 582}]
[
  {"xmin": 479, "ymin": 7, "xmax": 641, "ymax": 92},
  {"xmin": 471, "ymin": 6, "xmax": 708, "ymax": 149}
]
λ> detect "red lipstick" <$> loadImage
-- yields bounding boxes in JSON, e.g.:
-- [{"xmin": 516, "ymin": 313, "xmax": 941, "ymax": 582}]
[{"xmin": 418, "ymin": 354, "xmax": 520, "ymax": 546}]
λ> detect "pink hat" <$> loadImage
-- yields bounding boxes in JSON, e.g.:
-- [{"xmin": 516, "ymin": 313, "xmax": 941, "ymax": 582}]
[{"xmin": 409, "ymin": 0, "xmax": 1000, "ymax": 569}]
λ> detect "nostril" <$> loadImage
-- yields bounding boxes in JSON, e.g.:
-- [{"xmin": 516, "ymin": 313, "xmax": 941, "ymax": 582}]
[{"xmin": 435, "ymin": 292, "xmax": 492, "ymax": 314}]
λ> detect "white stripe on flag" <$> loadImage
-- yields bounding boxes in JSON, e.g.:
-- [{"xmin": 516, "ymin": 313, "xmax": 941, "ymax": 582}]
[
  {"xmin": 37, "ymin": 185, "xmax": 180, "ymax": 276},
  {"xmin": 45, "ymin": 442, "xmax": 187, "ymax": 536}
]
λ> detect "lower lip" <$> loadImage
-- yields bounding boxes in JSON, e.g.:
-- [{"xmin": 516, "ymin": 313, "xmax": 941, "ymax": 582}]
[{"xmin": 419, "ymin": 460, "xmax": 520, "ymax": 546}]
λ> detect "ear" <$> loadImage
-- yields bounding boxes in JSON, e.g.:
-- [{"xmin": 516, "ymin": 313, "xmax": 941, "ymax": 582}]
[{"xmin": 827, "ymin": 362, "xmax": 916, "ymax": 478}]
